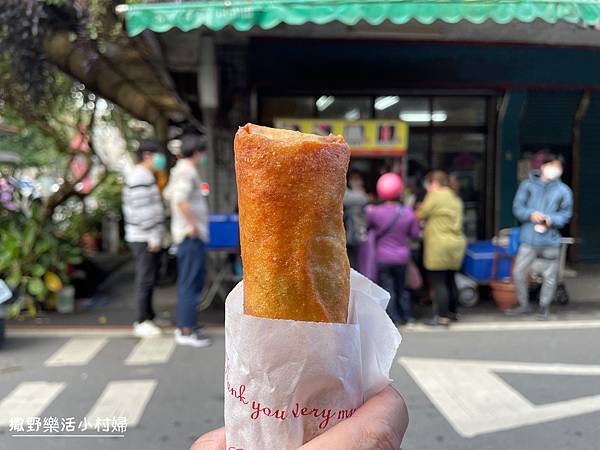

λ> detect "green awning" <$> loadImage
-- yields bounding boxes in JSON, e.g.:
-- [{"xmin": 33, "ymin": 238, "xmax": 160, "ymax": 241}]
[{"xmin": 123, "ymin": 0, "xmax": 600, "ymax": 36}]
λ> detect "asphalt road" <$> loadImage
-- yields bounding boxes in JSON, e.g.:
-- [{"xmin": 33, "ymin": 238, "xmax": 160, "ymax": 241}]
[{"xmin": 1, "ymin": 321, "xmax": 600, "ymax": 450}]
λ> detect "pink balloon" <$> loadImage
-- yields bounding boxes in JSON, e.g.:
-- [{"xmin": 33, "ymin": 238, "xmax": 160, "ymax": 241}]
[{"xmin": 377, "ymin": 173, "xmax": 404, "ymax": 201}]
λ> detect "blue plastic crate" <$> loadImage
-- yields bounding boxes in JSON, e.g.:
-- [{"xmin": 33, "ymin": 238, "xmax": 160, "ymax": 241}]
[
  {"xmin": 462, "ymin": 241, "xmax": 512, "ymax": 281},
  {"xmin": 208, "ymin": 214, "xmax": 240, "ymax": 249}
]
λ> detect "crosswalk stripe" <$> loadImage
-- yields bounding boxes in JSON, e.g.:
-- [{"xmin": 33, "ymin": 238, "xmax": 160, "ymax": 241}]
[
  {"xmin": 44, "ymin": 338, "xmax": 108, "ymax": 367},
  {"xmin": 124, "ymin": 337, "xmax": 175, "ymax": 366},
  {"xmin": 0, "ymin": 382, "xmax": 66, "ymax": 426},
  {"xmin": 86, "ymin": 380, "xmax": 157, "ymax": 428}
]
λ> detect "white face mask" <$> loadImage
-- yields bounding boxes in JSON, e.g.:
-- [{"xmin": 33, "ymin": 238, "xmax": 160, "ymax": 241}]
[
  {"xmin": 349, "ymin": 179, "xmax": 363, "ymax": 190},
  {"xmin": 542, "ymin": 166, "xmax": 563, "ymax": 181}
]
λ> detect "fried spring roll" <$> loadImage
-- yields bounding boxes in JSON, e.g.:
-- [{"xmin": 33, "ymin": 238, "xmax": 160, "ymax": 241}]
[{"xmin": 234, "ymin": 124, "xmax": 351, "ymax": 323}]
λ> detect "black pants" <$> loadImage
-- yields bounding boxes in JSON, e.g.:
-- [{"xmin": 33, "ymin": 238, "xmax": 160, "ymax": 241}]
[
  {"xmin": 429, "ymin": 270, "xmax": 458, "ymax": 319},
  {"xmin": 129, "ymin": 242, "xmax": 161, "ymax": 323},
  {"xmin": 347, "ymin": 245, "xmax": 359, "ymax": 270},
  {"xmin": 378, "ymin": 264, "xmax": 413, "ymax": 323}
]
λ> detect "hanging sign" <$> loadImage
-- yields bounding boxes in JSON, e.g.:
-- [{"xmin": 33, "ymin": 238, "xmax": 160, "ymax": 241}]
[{"xmin": 274, "ymin": 118, "xmax": 408, "ymax": 156}]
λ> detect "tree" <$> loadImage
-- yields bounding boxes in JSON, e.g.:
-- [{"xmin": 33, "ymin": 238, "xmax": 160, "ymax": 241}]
[
  {"xmin": 0, "ymin": 0, "xmax": 136, "ymax": 220},
  {"xmin": 0, "ymin": 1, "xmax": 145, "ymax": 315}
]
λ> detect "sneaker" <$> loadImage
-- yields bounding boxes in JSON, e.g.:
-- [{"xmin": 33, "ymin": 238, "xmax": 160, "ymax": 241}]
[
  {"xmin": 152, "ymin": 317, "xmax": 172, "ymax": 328},
  {"xmin": 133, "ymin": 320, "xmax": 163, "ymax": 338},
  {"xmin": 175, "ymin": 328, "xmax": 212, "ymax": 348},
  {"xmin": 424, "ymin": 317, "xmax": 450, "ymax": 328},
  {"xmin": 505, "ymin": 305, "xmax": 532, "ymax": 316}
]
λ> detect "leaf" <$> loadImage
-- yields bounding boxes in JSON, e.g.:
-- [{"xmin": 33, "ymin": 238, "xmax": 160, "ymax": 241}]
[
  {"xmin": 67, "ymin": 255, "xmax": 83, "ymax": 265},
  {"xmin": 25, "ymin": 296, "xmax": 37, "ymax": 317},
  {"xmin": 31, "ymin": 264, "xmax": 45, "ymax": 277},
  {"xmin": 34, "ymin": 238, "xmax": 51, "ymax": 254},
  {"xmin": 6, "ymin": 272, "xmax": 21, "ymax": 288},
  {"xmin": 27, "ymin": 277, "xmax": 45, "ymax": 298},
  {"xmin": 22, "ymin": 221, "xmax": 36, "ymax": 252}
]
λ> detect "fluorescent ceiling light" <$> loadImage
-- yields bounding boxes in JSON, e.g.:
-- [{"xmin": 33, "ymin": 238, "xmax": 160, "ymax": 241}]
[
  {"xmin": 400, "ymin": 111, "xmax": 447, "ymax": 123},
  {"xmin": 374, "ymin": 96, "xmax": 399, "ymax": 111},
  {"xmin": 345, "ymin": 108, "xmax": 360, "ymax": 120},
  {"xmin": 316, "ymin": 95, "xmax": 335, "ymax": 111},
  {"xmin": 431, "ymin": 111, "xmax": 448, "ymax": 122}
]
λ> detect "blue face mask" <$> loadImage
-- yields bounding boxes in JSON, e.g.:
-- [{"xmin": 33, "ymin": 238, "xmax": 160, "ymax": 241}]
[{"xmin": 153, "ymin": 153, "xmax": 167, "ymax": 171}]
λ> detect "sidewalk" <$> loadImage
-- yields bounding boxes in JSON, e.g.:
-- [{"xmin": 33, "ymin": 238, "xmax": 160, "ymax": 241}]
[
  {"xmin": 7, "ymin": 258, "xmax": 226, "ymax": 329},
  {"xmin": 6, "ymin": 259, "xmax": 600, "ymax": 330}
]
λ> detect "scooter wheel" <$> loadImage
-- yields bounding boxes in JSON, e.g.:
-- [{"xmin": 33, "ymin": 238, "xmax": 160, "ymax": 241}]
[{"xmin": 458, "ymin": 286, "xmax": 479, "ymax": 308}]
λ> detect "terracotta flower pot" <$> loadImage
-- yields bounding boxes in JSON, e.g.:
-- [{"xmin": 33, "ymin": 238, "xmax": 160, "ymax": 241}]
[{"xmin": 490, "ymin": 281, "xmax": 518, "ymax": 311}]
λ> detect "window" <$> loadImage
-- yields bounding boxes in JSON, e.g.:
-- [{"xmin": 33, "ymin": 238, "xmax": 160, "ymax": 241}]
[
  {"xmin": 316, "ymin": 96, "xmax": 371, "ymax": 120},
  {"xmin": 260, "ymin": 93, "xmax": 492, "ymax": 239},
  {"xmin": 375, "ymin": 97, "xmax": 430, "ymax": 127},
  {"xmin": 432, "ymin": 132, "xmax": 486, "ymax": 240},
  {"xmin": 260, "ymin": 96, "xmax": 315, "ymax": 124},
  {"xmin": 432, "ymin": 97, "xmax": 486, "ymax": 126}
]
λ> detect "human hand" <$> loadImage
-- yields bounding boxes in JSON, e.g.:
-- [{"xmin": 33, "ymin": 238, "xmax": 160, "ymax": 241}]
[
  {"xmin": 147, "ymin": 243, "xmax": 161, "ymax": 253},
  {"xmin": 190, "ymin": 427, "xmax": 226, "ymax": 450},
  {"xmin": 190, "ymin": 385, "xmax": 408, "ymax": 450},
  {"xmin": 530, "ymin": 212, "xmax": 545, "ymax": 224},
  {"xmin": 188, "ymin": 224, "xmax": 199, "ymax": 238}
]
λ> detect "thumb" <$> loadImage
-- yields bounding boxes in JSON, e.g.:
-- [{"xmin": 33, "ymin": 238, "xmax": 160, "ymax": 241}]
[{"xmin": 190, "ymin": 427, "xmax": 226, "ymax": 450}]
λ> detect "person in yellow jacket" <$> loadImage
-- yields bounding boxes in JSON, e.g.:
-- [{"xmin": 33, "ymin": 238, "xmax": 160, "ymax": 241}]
[{"xmin": 417, "ymin": 170, "xmax": 467, "ymax": 327}]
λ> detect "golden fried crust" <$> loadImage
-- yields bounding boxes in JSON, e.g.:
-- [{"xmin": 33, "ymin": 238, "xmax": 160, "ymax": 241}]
[{"xmin": 234, "ymin": 124, "xmax": 351, "ymax": 323}]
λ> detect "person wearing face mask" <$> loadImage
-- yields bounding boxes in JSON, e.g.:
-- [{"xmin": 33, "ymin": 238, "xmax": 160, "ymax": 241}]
[
  {"xmin": 123, "ymin": 138, "xmax": 168, "ymax": 338},
  {"xmin": 164, "ymin": 134, "xmax": 212, "ymax": 348},
  {"xmin": 507, "ymin": 153, "xmax": 573, "ymax": 320}
]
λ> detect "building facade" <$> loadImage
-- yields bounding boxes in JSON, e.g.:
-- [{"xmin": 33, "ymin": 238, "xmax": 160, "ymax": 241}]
[{"xmin": 119, "ymin": 1, "xmax": 600, "ymax": 260}]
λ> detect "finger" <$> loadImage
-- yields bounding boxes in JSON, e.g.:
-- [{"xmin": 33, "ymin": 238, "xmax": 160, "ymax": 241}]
[
  {"xmin": 190, "ymin": 427, "xmax": 226, "ymax": 450},
  {"xmin": 299, "ymin": 385, "xmax": 408, "ymax": 450}
]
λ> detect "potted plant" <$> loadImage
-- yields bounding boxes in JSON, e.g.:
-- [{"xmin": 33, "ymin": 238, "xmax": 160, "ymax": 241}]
[
  {"xmin": 0, "ymin": 214, "xmax": 82, "ymax": 317},
  {"xmin": 489, "ymin": 251, "xmax": 518, "ymax": 311}
]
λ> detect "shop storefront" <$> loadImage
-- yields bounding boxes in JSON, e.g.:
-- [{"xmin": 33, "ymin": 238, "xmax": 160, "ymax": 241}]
[
  {"xmin": 117, "ymin": 0, "xmax": 600, "ymax": 260},
  {"xmin": 261, "ymin": 94, "xmax": 494, "ymax": 240}
]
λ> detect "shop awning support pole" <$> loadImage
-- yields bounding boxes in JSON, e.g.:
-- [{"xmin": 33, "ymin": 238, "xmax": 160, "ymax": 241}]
[
  {"xmin": 198, "ymin": 35, "xmax": 220, "ymax": 212},
  {"xmin": 570, "ymin": 90, "xmax": 591, "ymax": 262}
]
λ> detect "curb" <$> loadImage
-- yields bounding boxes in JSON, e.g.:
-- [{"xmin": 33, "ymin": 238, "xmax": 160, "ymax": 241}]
[{"xmin": 5, "ymin": 324, "xmax": 225, "ymax": 338}]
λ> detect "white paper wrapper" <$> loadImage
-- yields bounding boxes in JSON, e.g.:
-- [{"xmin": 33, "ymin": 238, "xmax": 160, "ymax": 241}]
[{"xmin": 224, "ymin": 269, "xmax": 402, "ymax": 450}]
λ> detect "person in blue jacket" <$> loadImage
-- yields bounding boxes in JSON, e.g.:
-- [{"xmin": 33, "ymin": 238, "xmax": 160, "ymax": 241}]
[{"xmin": 507, "ymin": 153, "xmax": 573, "ymax": 320}]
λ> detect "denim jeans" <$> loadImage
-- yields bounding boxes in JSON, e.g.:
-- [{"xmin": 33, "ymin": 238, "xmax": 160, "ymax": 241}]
[
  {"xmin": 378, "ymin": 264, "xmax": 413, "ymax": 323},
  {"xmin": 513, "ymin": 244, "xmax": 560, "ymax": 308},
  {"xmin": 176, "ymin": 238, "xmax": 207, "ymax": 329}
]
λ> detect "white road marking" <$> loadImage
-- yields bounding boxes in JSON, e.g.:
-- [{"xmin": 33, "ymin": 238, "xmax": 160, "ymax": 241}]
[
  {"xmin": 44, "ymin": 338, "xmax": 108, "ymax": 367},
  {"xmin": 86, "ymin": 380, "xmax": 157, "ymax": 427},
  {"xmin": 125, "ymin": 337, "xmax": 175, "ymax": 366},
  {"xmin": 402, "ymin": 319, "xmax": 600, "ymax": 333},
  {"xmin": 6, "ymin": 326, "xmax": 224, "ymax": 338},
  {"xmin": 0, "ymin": 382, "xmax": 66, "ymax": 426},
  {"xmin": 400, "ymin": 357, "xmax": 600, "ymax": 437}
]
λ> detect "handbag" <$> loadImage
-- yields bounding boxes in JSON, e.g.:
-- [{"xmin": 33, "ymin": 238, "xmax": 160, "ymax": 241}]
[{"xmin": 406, "ymin": 260, "xmax": 423, "ymax": 291}]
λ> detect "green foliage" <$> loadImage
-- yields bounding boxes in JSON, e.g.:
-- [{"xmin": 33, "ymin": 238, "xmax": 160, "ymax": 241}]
[
  {"xmin": 54, "ymin": 171, "xmax": 123, "ymax": 244},
  {"xmin": 0, "ymin": 117, "xmax": 63, "ymax": 168},
  {"xmin": 90, "ymin": 172, "xmax": 123, "ymax": 215},
  {"xmin": 0, "ymin": 205, "xmax": 82, "ymax": 312}
]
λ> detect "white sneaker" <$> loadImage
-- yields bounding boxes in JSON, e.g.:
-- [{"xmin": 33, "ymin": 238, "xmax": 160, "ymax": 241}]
[
  {"xmin": 174, "ymin": 328, "xmax": 212, "ymax": 348},
  {"xmin": 152, "ymin": 317, "xmax": 172, "ymax": 328},
  {"xmin": 133, "ymin": 320, "xmax": 163, "ymax": 338}
]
